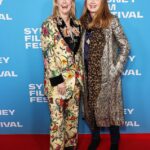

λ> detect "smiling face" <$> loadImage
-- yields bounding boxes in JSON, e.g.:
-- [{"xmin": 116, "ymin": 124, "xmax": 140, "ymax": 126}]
[
  {"xmin": 86, "ymin": 0, "xmax": 101, "ymax": 16},
  {"xmin": 56, "ymin": 0, "xmax": 72, "ymax": 16},
  {"xmin": 81, "ymin": 0, "xmax": 112, "ymax": 28}
]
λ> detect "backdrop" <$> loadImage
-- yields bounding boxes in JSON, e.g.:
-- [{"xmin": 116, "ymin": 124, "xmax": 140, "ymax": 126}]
[{"xmin": 0, "ymin": 0, "xmax": 149, "ymax": 134}]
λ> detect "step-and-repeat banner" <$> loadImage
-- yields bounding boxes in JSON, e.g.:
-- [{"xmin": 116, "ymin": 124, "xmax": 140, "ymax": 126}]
[{"xmin": 0, "ymin": 0, "xmax": 149, "ymax": 134}]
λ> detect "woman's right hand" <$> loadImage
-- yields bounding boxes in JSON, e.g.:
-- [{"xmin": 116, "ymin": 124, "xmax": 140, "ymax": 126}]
[{"xmin": 57, "ymin": 82, "xmax": 66, "ymax": 95}]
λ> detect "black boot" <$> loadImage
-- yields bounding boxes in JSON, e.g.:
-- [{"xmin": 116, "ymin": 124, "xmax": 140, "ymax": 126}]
[
  {"xmin": 88, "ymin": 127, "xmax": 100, "ymax": 150},
  {"xmin": 110, "ymin": 144, "xmax": 119, "ymax": 150},
  {"xmin": 109, "ymin": 126, "xmax": 120, "ymax": 150},
  {"xmin": 64, "ymin": 146, "xmax": 75, "ymax": 150}
]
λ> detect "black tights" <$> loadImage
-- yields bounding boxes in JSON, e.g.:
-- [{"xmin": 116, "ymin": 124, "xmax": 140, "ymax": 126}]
[
  {"xmin": 91, "ymin": 125, "xmax": 120, "ymax": 144},
  {"xmin": 109, "ymin": 125, "xmax": 120, "ymax": 144}
]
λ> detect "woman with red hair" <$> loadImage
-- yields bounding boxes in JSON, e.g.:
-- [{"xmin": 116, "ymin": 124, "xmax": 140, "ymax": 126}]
[{"xmin": 80, "ymin": 0, "xmax": 130, "ymax": 149}]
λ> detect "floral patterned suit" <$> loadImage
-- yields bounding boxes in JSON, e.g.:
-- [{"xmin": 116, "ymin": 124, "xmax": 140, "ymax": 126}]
[{"xmin": 41, "ymin": 16, "xmax": 83, "ymax": 150}]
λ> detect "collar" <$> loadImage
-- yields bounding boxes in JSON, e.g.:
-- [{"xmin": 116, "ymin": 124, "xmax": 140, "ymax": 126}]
[{"xmin": 55, "ymin": 16, "xmax": 78, "ymax": 28}]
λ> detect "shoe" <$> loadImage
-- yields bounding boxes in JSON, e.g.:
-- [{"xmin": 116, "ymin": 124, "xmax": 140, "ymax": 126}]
[
  {"xmin": 65, "ymin": 146, "xmax": 75, "ymax": 150},
  {"xmin": 110, "ymin": 143, "xmax": 119, "ymax": 150},
  {"xmin": 88, "ymin": 136, "xmax": 100, "ymax": 150}
]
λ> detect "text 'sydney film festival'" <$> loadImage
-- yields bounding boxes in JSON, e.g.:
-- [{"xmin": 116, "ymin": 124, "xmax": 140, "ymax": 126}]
[{"xmin": 0, "ymin": 0, "xmax": 150, "ymax": 136}]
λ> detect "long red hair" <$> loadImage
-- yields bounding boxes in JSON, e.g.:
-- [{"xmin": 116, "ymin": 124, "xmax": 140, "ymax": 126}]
[{"xmin": 80, "ymin": 0, "xmax": 113, "ymax": 28}]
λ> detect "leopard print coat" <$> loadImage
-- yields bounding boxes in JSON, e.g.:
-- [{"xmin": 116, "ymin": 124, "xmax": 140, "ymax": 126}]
[{"xmin": 80, "ymin": 16, "xmax": 130, "ymax": 129}]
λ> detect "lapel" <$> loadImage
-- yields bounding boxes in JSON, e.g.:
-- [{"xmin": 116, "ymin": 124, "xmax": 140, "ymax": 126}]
[
  {"xmin": 81, "ymin": 31, "xmax": 86, "ymax": 62},
  {"xmin": 55, "ymin": 16, "xmax": 81, "ymax": 55}
]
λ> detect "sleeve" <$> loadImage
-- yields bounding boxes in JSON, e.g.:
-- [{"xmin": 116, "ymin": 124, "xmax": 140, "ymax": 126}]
[
  {"xmin": 74, "ymin": 21, "xmax": 84, "ymax": 88},
  {"xmin": 41, "ymin": 19, "xmax": 64, "ymax": 86},
  {"xmin": 75, "ymin": 45, "xmax": 84, "ymax": 88},
  {"xmin": 111, "ymin": 16, "xmax": 130, "ymax": 75}
]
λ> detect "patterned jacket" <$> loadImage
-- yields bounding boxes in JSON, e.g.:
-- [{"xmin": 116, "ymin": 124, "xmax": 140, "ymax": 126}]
[{"xmin": 41, "ymin": 16, "xmax": 83, "ymax": 100}]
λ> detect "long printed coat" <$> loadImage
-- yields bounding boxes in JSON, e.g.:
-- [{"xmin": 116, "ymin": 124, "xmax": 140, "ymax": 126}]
[
  {"xmin": 41, "ymin": 16, "xmax": 83, "ymax": 100},
  {"xmin": 81, "ymin": 16, "xmax": 130, "ymax": 128}
]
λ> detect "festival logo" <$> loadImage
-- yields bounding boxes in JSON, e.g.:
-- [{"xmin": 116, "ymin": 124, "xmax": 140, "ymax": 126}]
[
  {"xmin": 0, "ymin": 57, "xmax": 18, "ymax": 78},
  {"xmin": 108, "ymin": 0, "xmax": 144, "ymax": 19},
  {"xmin": 29, "ymin": 83, "xmax": 47, "ymax": 103},
  {"xmin": 24, "ymin": 28, "xmax": 41, "ymax": 49},
  {"xmin": 0, "ymin": 0, "xmax": 13, "ymax": 21}
]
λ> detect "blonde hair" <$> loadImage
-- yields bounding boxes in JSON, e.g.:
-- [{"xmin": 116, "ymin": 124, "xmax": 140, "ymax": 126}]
[
  {"xmin": 53, "ymin": 0, "xmax": 76, "ymax": 18},
  {"xmin": 80, "ymin": 0, "xmax": 113, "ymax": 28}
]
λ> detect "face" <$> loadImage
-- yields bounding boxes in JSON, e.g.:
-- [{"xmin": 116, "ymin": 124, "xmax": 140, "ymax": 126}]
[
  {"xmin": 56, "ymin": 0, "xmax": 72, "ymax": 16},
  {"xmin": 86, "ymin": 0, "xmax": 101, "ymax": 14}
]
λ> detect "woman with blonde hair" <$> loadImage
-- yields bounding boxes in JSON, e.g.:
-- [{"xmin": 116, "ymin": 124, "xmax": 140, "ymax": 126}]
[
  {"xmin": 41, "ymin": 0, "xmax": 83, "ymax": 149},
  {"xmin": 80, "ymin": 0, "xmax": 130, "ymax": 149}
]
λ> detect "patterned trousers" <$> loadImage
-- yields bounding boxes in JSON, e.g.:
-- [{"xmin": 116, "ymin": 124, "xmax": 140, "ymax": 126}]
[{"xmin": 49, "ymin": 85, "xmax": 80, "ymax": 150}]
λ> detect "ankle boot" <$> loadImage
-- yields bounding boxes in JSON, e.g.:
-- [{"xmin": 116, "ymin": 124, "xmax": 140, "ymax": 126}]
[
  {"xmin": 110, "ymin": 143, "xmax": 118, "ymax": 150},
  {"xmin": 64, "ymin": 146, "xmax": 75, "ymax": 150},
  {"xmin": 88, "ymin": 128, "xmax": 100, "ymax": 150}
]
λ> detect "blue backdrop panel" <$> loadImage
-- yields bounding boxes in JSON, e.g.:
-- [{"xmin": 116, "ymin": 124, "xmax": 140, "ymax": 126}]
[{"xmin": 0, "ymin": 0, "xmax": 150, "ymax": 134}]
